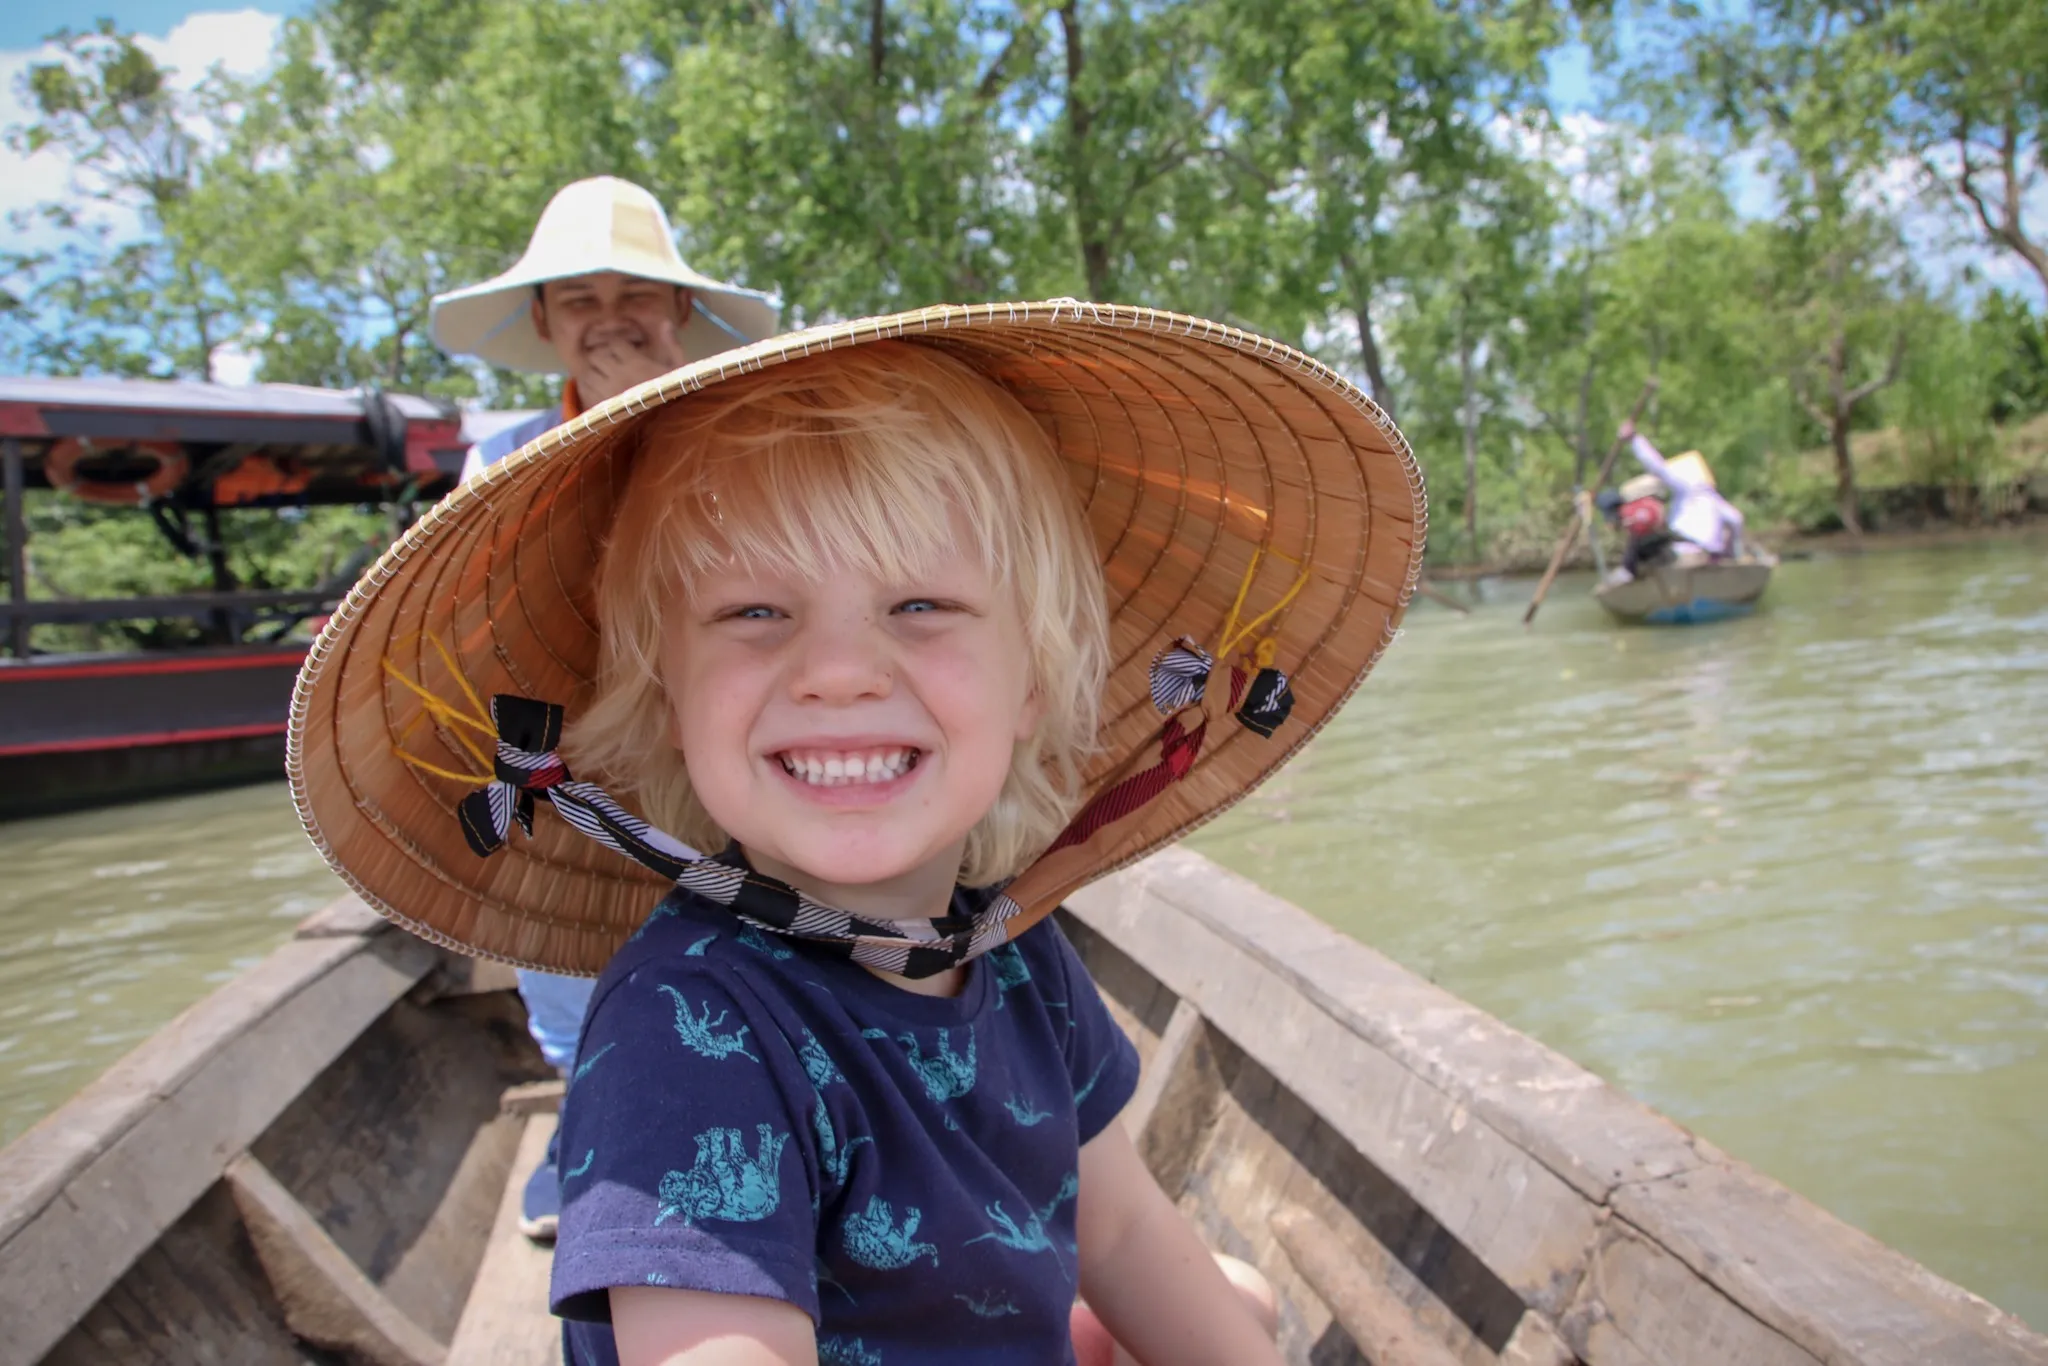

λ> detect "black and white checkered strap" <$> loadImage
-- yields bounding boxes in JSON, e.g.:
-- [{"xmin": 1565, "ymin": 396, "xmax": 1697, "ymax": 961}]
[{"xmin": 458, "ymin": 695, "xmax": 1020, "ymax": 977}]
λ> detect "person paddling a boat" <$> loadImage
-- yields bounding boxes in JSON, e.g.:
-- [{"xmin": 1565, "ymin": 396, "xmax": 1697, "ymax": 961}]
[
  {"xmin": 1617, "ymin": 418, "xmax": 1748, "ymax": 563},
  {"xmin": 428, "ymin": 175, "xmax": 779, "ymax": 1241},
  {"xmin": 1596, "ymin": 474, "xmax": 1682, "ymax": 581}
]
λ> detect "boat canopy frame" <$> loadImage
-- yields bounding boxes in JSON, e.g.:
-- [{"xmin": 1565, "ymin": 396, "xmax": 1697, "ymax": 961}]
[{"xmin": 0, "ymin": 377, "xmax": 478, "ymax": 659}]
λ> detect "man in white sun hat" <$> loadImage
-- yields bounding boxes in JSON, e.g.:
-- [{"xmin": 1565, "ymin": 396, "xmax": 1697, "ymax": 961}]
[
  {"xmin": 429, "ymin": 175, "xmax": 779, "ymax": 1240},
  {"xmin": 432, "ymin": 174, "xmax": 780, "ymax": 479}
]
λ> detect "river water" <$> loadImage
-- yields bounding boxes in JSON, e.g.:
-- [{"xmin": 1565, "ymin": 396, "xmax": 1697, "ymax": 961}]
[{"xmin": 1, "ymin": 538, "xmax": 2042, "ymax": 1326}]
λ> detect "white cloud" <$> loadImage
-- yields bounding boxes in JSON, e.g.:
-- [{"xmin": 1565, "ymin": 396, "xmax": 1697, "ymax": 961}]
[{"xmin": 1, "ymin": 9, "xmax": 283, "ymax": 250}]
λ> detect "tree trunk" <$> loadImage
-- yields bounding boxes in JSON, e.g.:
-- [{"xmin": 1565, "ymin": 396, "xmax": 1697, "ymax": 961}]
[
  {"xmin": 1571, "ymin": 275, "xmax": 1594, "ymax": 486},
  {"xmin": 1337, "ymin": 249, "xmax": 1395, "ymax": 421},
  {"xmin": 1831, "ymin": 415, "xmax": 1862, "ymax": 535},
  {"xmin": 1056, "ymin": 4, "xmax": 1111, "ymax": 301},
  {"xmin": 1460, "ymin": 307, "xmax": 1479, "ymax": 562}
]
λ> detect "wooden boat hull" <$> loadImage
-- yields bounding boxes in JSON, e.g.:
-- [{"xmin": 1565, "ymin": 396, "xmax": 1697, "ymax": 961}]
[
  {"xmin": 0, "ymin": 646, "xmax": 306, "ymax": 819},
  {"xmin": 1594, "ymin": 560, "xmax": 1773, "ymax": 624},
  {"xmin": 4, "ymin": 855, "xmax": 2044, "ymax": 1366}
]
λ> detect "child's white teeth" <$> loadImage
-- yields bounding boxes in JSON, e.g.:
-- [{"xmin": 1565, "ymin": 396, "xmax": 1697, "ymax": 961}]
[{"xmin": 780, "ymin": 748, "xmax": 916, "ymax": 786}]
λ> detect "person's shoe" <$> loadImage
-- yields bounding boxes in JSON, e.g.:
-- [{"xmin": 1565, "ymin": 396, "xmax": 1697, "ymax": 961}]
[{"xmin": 519, "ymin": 1132, "xmax": 562, "ymax": 1242}]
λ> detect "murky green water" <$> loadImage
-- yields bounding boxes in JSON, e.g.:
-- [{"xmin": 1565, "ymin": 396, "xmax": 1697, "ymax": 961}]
[
  {"xmin": 0, "ymin": 786, "xmax": 343, "ymax": 1146},
  {"xmin": 0, "ymin": 539, "xmax": 2041, "ymax": 1327},
  {"xmin": 1193, "ymin": 537, "xmax": 2048, "ymax": 1329}
]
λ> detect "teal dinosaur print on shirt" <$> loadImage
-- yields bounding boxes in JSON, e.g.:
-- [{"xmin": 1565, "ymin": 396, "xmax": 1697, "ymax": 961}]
[
  {"xmin": 811, "ymin": 1092, "xmax": 872, "ymax": 1187},
  {"xmin": 987, "ymin": 942, "xmax": 1031, "ymax": 1007},
  {"xmin": 1004, "ymin": 1094, "xmax": 1054, "ymax": 1127},
  {"xmin": 654, "ymin": 1123, "xmax": 789, "ymax": 1226},
  {"xmin": 645, "ymin": 1271, "xmax": 670, "ymax": 1285},
  {"xmin": 862, "ymin": 1026, "xmax": 977, "ymax": 1102},
  {"xmin": 685, "ymin": 932, "xmax": 719, "ymax": 956},
  {"xmin": 1038, "ymin": 1169, "xmax": 1080, "ymax": 1226},
  {"xmin": 660, "ymin": 985, "xmax": 760, "ymax": 1063},
  {"xmin": 968, "ymin": 1170, "xmax": 1081, "ymax": 1264},
  {"xmin": 737, "ymin": 924, "xmax": 795, "ymax": 959},
  {"xmin": 966, "ymin": 1199, "xmax": 1063, "ymax": 1264},
  {"xmin": 799, "ymin": 1027, "xmax": 844, "ymax": 1089},
  {"xmin": 955, "ymin": 1290, "xmax": 1020, "ymax": 1318},
  {"xmin": 570, "ymin": 1042, "xmax": 616, "ymax": 1088},
  {"xmin": 818, "ymin": 1338, "xmax": 883, "ymax": 1366},
  {"xmin": 1073, "ymin": 1054, "xmax": 1111, "ymax": 1105},
  {"xmin": 629, "ymin": 901, "xmax": 678, "ymax": 942},
  {"xmin": 840, "ymin": 1195, "xmax": 939, "ymax": 1269},
  {"xmin": 564, "ymin": 1148, "xmax": 595, "ymax": 1180}
]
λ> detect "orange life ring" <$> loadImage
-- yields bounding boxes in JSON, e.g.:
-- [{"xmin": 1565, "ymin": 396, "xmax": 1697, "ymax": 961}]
[{"xmin": 45, "ymin": 438, "xmax": 189, "ymax": 506}]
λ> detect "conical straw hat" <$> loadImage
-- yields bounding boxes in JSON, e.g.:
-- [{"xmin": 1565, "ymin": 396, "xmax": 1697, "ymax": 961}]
[
  {"xmin": 1669, "ymin": 451, "xmax": 1716, "ymax": 489},
  {"xmin": 290, "ymin": 300, "xmax": 1427, "ymax": 974},
  {"xmin": 429, "ymin": 176, "xmax": 780, "ymax": 374}
]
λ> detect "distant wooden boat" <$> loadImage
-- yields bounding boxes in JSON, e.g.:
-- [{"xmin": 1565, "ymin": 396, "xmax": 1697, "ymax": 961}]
[
  {"xmin": 1594, "ymin": 557, "xmax": 1774, "ymax": 625},
  {"xmin": 3, "ymin": 850, "xmax": 2043, "ymax": 1366}
]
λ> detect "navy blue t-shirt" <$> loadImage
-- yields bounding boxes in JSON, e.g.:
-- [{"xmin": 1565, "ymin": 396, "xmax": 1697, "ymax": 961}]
[{"xmin": 550, "ymin": 881, "xmax": 1142, "ymax": 1365}]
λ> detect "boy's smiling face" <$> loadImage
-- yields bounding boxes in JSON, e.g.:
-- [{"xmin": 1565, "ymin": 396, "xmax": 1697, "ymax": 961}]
[{"xmin": 661, "ymin": 539, "xmax": 1043, "ymax": 910}]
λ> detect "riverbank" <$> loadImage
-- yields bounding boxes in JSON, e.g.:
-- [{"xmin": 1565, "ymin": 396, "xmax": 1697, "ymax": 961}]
[{"xmin": 1427, "ymin": 503, "xmax": 2047, "ymax": 581}]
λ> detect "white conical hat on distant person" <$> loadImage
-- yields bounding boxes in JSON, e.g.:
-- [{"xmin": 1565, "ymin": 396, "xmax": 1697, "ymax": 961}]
[{"xmin": 429, "ymin": 177, "xmax": 780, "ymax": 374}]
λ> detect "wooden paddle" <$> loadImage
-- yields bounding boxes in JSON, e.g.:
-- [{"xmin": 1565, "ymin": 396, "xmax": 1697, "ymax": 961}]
[{"xmin": 1522, "ymin": 377, "xmax": 1659, "ymax": 627}]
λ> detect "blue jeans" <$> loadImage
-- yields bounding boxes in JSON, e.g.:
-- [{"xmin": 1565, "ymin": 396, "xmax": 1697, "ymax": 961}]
[{"xmin": 516, "ymin": 969, "xmax": 595, "ymax": 1073}]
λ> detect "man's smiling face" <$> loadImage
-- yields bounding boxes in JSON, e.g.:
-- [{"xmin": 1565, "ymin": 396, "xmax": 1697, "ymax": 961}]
[{"xmin": 533, "ymin": 271, "xmax": 693, "ymax": 405}]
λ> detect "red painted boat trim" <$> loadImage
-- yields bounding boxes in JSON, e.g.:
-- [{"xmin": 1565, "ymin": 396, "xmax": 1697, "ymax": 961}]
[
  {"xmin": 0, "ymin": 402, "xmax": 52, "ymax": 437},
  {"xmin": 0, "ymin": 720, "xmax": 288, "ymax": 758},
  {"xmin": 0, "ymin": 650, "xmax": 306, "ymax": 684}
]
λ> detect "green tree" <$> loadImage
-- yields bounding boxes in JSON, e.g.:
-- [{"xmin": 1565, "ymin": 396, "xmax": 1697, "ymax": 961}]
[{"xmin": 1, "ymin": 24, "xmax": 236, "ymax": 378}]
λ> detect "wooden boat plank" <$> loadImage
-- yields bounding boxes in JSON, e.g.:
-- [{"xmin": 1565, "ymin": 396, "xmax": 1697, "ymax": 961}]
[
  {"xmin": 1072, "ymin": 850, "xmax": 1705, "ymax": 1199},
  {"xmin": 1120, "ymin": 996, "xmax": 1202, "ymax": 1144},
  {"xmin": 1498, "ymin": 1311, "xmax": 1575, "ymax": 1366},
  {"xmin": 295, "ymin": 892, "xmax": 389, "ymax": 938},
  {"xmin": 447, "ymin": 1112, "xmax": 561, "ymax": 1366},
  {"xmin": 225, "ymin": 1152, "xmax": 447, "ymax": 1366},
  {"xmin": 247, "ymin": 991, "xmax": 543, "ymax": 1340},
  {"xmin": 1271, "ymin": 1203, "xmax": 1466, "ymax": 1366},
  {"xmin": 1611, "ymin": 1161, "xmax": 2048, "ymax": 1366},
  {"xmin": 1562, "ymin": 1219, "xmax": 1821, "ymax": 1366},
  {"xmin": 1066, "ymin": 859, "xmax": 1606, "ymax": 1317},
  {"xmin": 0, "ymin": 929, "xmax": 440, "ymax": 1366},
  {"xmin": 41, "ymin": 1182, "xmax": 321, "ymax": 1366},
  {"xmin": 0, "ymin": 927, "xmax": 382, "ymax": 1250}
]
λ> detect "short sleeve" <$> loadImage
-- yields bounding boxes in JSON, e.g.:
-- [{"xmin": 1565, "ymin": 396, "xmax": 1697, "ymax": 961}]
[
  {"xmin": 1041, "ymin": 920, "xmax": 1142, "ymax": 1143},
  {"xmin": 550, "ymin": 959, "xmax": 822, "ymax": 1323}
]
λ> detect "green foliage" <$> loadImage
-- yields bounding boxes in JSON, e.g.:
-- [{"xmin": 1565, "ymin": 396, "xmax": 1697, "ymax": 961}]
[
  {"xmin": 22, "ymin": 494, "xmax": 387, "ymax": 652},
  {"xmin": 2, "ymin": 0, "xmax": 2045, "ymax": 594}
]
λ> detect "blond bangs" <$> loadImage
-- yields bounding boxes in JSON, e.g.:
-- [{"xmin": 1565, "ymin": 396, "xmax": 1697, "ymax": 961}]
[{"xmin": 565, "ymin": 343, "xmax": 1109, "ymax": 887}]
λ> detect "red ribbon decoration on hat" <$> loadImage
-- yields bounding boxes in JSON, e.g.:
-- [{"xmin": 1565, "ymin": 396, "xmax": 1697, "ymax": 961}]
[{"xmin": 1044, "ymin": 715, "xmax": 1208, "ymax": 855}]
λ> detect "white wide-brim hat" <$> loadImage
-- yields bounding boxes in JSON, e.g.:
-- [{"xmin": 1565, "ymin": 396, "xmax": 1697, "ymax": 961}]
[{"xmin": 429, "ymin": 176, "xmax": 781, "ymax": 374}]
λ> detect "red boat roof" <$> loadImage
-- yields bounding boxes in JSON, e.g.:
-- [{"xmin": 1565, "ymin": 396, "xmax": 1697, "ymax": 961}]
[{"xmin": 0, "ymin": 375, "xmax": 481, "ymax": 505}]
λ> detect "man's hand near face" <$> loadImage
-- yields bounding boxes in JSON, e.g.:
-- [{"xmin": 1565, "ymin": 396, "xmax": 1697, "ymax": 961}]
[
  {"xmin": 532, "ymin": 272, "xmax": 696, "ymax": 408},
  {"xmin": 582, "ymin": 318, "xmax": 688, "ymax": 401}
]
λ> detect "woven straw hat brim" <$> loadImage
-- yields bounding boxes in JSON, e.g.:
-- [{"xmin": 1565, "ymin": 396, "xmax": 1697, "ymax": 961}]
[{"xmin": 289, "ymin": 300, "xmax": 1426, "ymax": 974}]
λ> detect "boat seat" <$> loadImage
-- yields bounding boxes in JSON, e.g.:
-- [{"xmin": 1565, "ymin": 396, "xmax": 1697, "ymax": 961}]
[{"xmin": 447, "ymin": 1105, "xmax": 562, "ymax": 1366}]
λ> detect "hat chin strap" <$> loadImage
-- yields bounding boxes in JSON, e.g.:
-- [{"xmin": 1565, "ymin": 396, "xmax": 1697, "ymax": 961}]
[{"xmin": 458, "ymin": 695, "xmax": 1020, "ymax": 978}]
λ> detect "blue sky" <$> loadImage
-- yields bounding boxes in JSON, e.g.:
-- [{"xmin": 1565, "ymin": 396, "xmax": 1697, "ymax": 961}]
[{"xmin": 0, "ymin": 1, "xmax": 302, "ymax": 50}]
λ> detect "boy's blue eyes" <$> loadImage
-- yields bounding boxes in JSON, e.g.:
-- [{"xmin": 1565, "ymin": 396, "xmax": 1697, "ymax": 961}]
[{"xmin": 722, "ymin": 600, "xmax": 951, "ymax": 621}]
